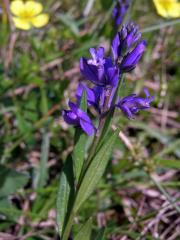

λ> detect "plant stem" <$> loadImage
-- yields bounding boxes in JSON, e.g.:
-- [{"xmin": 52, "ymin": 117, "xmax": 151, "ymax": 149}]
[{"xmin": 62, "ymin": 75, "xmax": 125, "ymax": 239}]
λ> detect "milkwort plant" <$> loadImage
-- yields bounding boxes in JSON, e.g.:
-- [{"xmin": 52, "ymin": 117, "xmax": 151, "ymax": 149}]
[{"xmin": 57, "ymin": 22, "xmax": 154, "ymax": 240}]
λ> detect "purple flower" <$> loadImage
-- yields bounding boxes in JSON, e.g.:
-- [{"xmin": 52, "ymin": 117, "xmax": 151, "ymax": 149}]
[
  {"xmin": 62, "ymin": 101, "xmax": 95, "ymax": 135},
  {"xmin": 120, "ymin": 40, "xmax": 146, "ymax": 72},
  {"xmin": 112, "ymin": 0, "xmax": 130, "ymax": 26},
  {"xmin": 116, "ymin": 88, "xmax": 154, "ymax": 119},
  {"xmin": 87, "ymin": 47, "xmax": 105, "ymax": 66},
  {"xmin": 76, "ymin": 83, "xmax": 116, "ymax": 114},
  {"xmin": 80, "ymin": 47, "xmax": 119, "ymax": 87},
  {"xmin": 111, "ymin": 22, "xmax": 142, "ymax": 62},
  {"xmin": 76, "ymin": 83, "xmax": 103, "ymax": 111}
]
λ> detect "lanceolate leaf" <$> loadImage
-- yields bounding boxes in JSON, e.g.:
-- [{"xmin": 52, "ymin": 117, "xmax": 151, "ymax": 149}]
[
  {"xmin": 74, "ymin": 128, "xmax": 119, "ymax": 212},
  {"xmin": 0, "ymin": 165, "xmax": 29, "ymax": 198},
  {"xmin": 56, "ymin": 155, "xmax": 75, "ymax": 237},
  {"xmin": 73, "ymin": 91, "xmax": 88, "ymax": 182},
  {"xmin": 74, "ymin": 218, "xmax": 92, "ymax": 240},
  {"xmin": 73, "ymin": 129, "xmax": 87, "ymax": 182}
]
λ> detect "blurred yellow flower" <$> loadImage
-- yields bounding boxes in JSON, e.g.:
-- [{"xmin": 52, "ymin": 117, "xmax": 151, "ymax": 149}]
[
  {"xmin": 10, "ymin": 0, "xmax": 49, "ymax": 30},
  {"xmin": 153, "ymin": 0, "xmax": 180, "ymax": 18}
]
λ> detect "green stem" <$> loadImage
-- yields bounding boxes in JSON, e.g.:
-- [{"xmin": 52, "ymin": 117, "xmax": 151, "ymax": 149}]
[{"xmin": 141, "ymin": 19, "xmax": 180, "ymax": 33}]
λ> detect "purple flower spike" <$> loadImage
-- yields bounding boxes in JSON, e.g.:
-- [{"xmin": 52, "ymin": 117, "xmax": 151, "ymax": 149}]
[
  {"xmin": 111, "ymin": 22, "xmax": 142, "ymax": 62},
  {"xmin": 112, "ymin": 0, "xmax": 130, "ymax": 26},
  {"xmin": 62, "ymin": 101, "xmax": 95, "ymax": 136},
  {"xmin": 120, "ymin": 40, "xmax": 146, "ymax": 72},
  {"xmin": 116, "ymin": 88, "xmax": 154, "ymax": 119}
]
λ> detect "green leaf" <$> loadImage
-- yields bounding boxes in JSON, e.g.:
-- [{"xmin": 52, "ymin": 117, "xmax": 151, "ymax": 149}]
[
  {"xmin": 0, "ymin": 165, "xmax": 29, "ymax": 198},
  {"xmin": 156, "ymin": 158, "xmax": 180, "ymax": 169},
  {"xmin": 0, "ymin": 197, "xmax": 21, "ymax": 221},
  {"xmin": 15, "ymin": 109, "xmax": 29, "ymax": 134},
  {"xmin": 73, "ymin": 91, "xmax": 87, "ymax": 182},
  {"xmin": 79, "ymin": 90, "xmax": 87, "ymax": 112},
  {"xmin": 153, "ymin": 139, "xmax": 180, "ymax": 159},
  {"xmin": 74, "ymin": 128, "xmax": 119, "ymax": 212},
  {"xmin": 34, "ymin": 130, "xmax": 50, "ymax": 188},
  {"xmin": 129, "ymin": 121, "xmax": 170, "ymax": 144},
  {"xmin": 59, "ymin": 13, "xmax": 79, "ymax": 36},
  {"xmin": 74, "ymin": 218, "xmax": 92, "ymax": 240},
  {"xmin": 56, "ymin": 155, "xmax": 75, "ymax": 237},
  {"xmin": 94, "ymin": 228, "xmax": 106, "ymax": 240}
]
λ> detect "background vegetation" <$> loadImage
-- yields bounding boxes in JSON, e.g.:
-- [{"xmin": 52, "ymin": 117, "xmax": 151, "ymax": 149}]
[{"xmin": 0, "ymin": 0, "xmax": 179, "ymax": 239}]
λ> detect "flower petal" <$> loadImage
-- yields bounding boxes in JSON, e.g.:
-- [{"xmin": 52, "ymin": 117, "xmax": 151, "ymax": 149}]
[
  {"xmin": 76, "ymin": 83, "xmax": 96, "ymax": 106},
  {"xmin": 153, "ymin": 0, "xmax": 180, "ymax": 18},
  {"xmin": 12, "ymin": 17, "xmax": 31, "ymax": 30},
  {"xmin": 106, "ymin": 67, "xmax": 119, "ymax": 87},
  {"xmin": 25, "ymin": 1, "xmax": 43, "ymax": 16},
  {"xmin": 62, "ymin": 110, "xmax": 78, "ymax": 125},
  {"xmin": 80, "ymin": 57, "xmax": 100, "ymax": 84},
  {"xmin": 10, "ymin": 0, "xmax": 25, "ymax": 16},
  {"xmin": 111, "ymin": 33, "xmax": 120, "ymax": 62},
  {"xmin": 167, "ymin": 3, "xmax": 180, "ymax": 17},
  {"xmin": 68, "ymin": 101, "xmax": 78, "ymax": 113},
  {"xmin": 31, "ymin": 14, "xmax": 49, "ymax": 28},
  {"xmin": 153, "ymin": 0, "xmax": 168, "ymax": 17}
]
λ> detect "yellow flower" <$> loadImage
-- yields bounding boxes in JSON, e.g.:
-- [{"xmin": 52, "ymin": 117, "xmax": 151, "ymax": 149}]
[
  {"xmin": 153, "ymin": 0, "xmax": 180, "ymax": 18},
  {"xmin": 10, "ymin": 0, "xmax": 49, "ymax": 30}
]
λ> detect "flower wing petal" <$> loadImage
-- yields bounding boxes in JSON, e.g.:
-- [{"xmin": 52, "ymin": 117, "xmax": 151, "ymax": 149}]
[
  {"xmin": 80, "ymin": 118, "xmax": 94, "ymax": 136},
  {"xmin": 31, "ymin": 14, "xmax": 49, "ymax": 28}
]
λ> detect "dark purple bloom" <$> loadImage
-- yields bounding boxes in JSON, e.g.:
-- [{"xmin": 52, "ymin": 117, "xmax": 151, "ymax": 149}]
[
  {"xmin": 116, "ymin": 88, "xmax": 154, "ymax": 119},
  {"xmin": 112, "ymin": 0, "xmax": 130, "ymax": 26},
  {"xmin": 120, "ymin": 40, "xmax": 146, "ymax": 72},
  {"xmin": 80, "ymin": 47, "xmax": 119, "ymax": 87},
  {"xmin": 111, "ymin": 22, "xmax": 142, "ymax": 62},
  {"xmin": 62, "ymin": 101, "xmax": 95, "ymax": 135}
]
